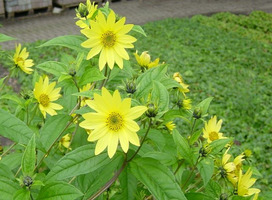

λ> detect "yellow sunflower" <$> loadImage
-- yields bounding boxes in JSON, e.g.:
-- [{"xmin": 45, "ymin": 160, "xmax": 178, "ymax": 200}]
[
  {"xmin": 203, "ymin": 116, "xmax": 226, "ymax": 143},
  {"xmin": 173, "ymin": 72, "xmax": 189, "ymax": 95},
  {"xmin": 81, "ymin": 10, "xmax": 136, "ymax": 71},
  {"xmin": 221, "ymin": 148, "xmax": 237, "ymax": 185},
  {"xmin": 237, "ymin": 168, "xmax": 260, "ymax": 200},
  {"xmin": 134, "ymin": 51, "xmax": 159, "ymax": 69},
  {"xmin": 182, "ymin": 98, "xmax": 192, "ymax": 110},
  {"xmin": 79, "ymin": 83, "xmax": 92, "ymax": 107},
  {"xmin": 79, "ymin": 87, "xmax": 147, "ymax": 158},
  {"xmin": 59, "ymin": 134, "xmax": 72, "ymax": 149},
  {"xmin": 75, "ymin": 0, "xmax": 98, "ymax": 29},
  {"xmin": 165, "ymin": 121, "xmax": 176, "ymax": 133},
  {"xmin": 33, "ymin": 76, "xmax": 63, "ymax": 118},
  {"xmin": 13, "ymin": 43, "xmax": 34, "ymax": 74}
]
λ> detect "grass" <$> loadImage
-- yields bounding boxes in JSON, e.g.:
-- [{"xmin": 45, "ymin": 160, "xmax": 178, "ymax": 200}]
[{"xmin": 1, "ymin": 11, "xmax": 271, "ymax": 195}]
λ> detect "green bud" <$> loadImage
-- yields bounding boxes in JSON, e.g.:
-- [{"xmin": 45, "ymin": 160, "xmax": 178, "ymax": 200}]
[
  {"xmin": 23, "ymin": 176, "xmax": 33, "ymax": 187},
  {"xmin": 219, "ymin": 193, "xmax": 228, "ymax": 200},
  {"xmin": 125, "ymin": 80, "xmax": 136, "ymax": 94},
  {"xmin": 146, "ymin": 103, "xmax": 157, "ymax": 118},
  {"xmin": 76, "ymin": 3, "xmax": 89, "ymax": 18},
  {"xmin": 199, "ymin": 147, "xmax": 208, "ymax": 157},
  {"xmin": 193, "ymin": 107, "xmax": 202, "ymax": 119},
  {"xmin": 69, "ymin": 69, "xmax": 76, "ymax": 76}
]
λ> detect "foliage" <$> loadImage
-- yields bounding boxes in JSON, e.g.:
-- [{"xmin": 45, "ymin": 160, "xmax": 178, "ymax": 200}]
[{"xmin": 0, "ymin": 4, "xmax": 268, "ymax": 200}]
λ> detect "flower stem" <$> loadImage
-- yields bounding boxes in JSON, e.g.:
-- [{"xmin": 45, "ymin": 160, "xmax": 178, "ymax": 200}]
[
  {"xmin": 181, "ymin": 155, "xmax": 200, "ymax": 190},
  {"xmin": 0, "ymin": 72, "xmax": 11, "ymax": 92},
  {"xmin": 0, "ymin": 142, "xmax": 17, "ymax": 158}
]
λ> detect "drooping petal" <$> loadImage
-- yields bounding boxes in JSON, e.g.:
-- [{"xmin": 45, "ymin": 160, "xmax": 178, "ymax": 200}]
[{"xmin": 107, "ymin": 133, "xmax": 119, "ymax": 158}]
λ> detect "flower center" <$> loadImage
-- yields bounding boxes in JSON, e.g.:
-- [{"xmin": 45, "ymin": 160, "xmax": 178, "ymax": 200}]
[
  {"xmin": 209, "ymin": 131, "xmax": 219, "ymax": 141},
  {"xmin": 101, "ymin": 31, "xmax": 116, "ymax": 48},
  {"xmin": 39, "ymin": 94, "xmax": 50, "ymax": 107},
  {"xmin": 106, "ymin": 112, "xmax": 124, "ymax": 132}
]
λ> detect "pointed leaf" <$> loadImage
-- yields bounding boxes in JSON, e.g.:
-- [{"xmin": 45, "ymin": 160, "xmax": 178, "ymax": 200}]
[
  {"xmin": 0, "ymin": 33, "xmax": 16, "ymax": 43},
  {"xmin": 151, "ymin": 80, "xmax": 169, "ymax": 112},
  {"xmin": 37, "ymin": 181, "xmax": 83, "ymax": 200},
  {"xmin": 210, "ymin": 138, "xmax": 232, "ymax": 155},
  {"xmin": 195, "ymin": 97, "xmax": 213, "ymax": 116},
  {"xmin": 36, "ymin": 61, "xmax": 68, "ymax": 77},
  {"xmin": 0, "ymin": 179, "xmax": 20, "ymax": 200},
  {"xmin": 22, "ymin": 135, "xmax": 36, "ymax": 176},
  {"xmin": 132, "ymin": 25, "xmax": 147, "ymax": 37},
  {"xmin": 0, "ymin": 109, "xmax": 34, "ymax": 144},
  {"xmin": 197, "ymin": 157, "xmax": 214, "ymax": 186},
  {"xmin": 185, "ymin": 193, "xmax": 213, "ymax": 200},
  {"xmin": 129, "ymin": 157, "xmax": 187, "ymax": 200},
  {"xmin": 78, "ymin": 67, "xmax": 105, "ymax": 87},
  {"xmin": 13, "ymin": 189, "xmax": 30, "ymax": 200}
]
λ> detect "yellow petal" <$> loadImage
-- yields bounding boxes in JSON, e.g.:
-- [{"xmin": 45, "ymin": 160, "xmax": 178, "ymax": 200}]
[
  {"xmin": 127, "ymin": 106, "xmax": 147, "ymax": 119},
  {"xmin": 107, "ymin": 133, "xmax": 119, "ymax": 158}
]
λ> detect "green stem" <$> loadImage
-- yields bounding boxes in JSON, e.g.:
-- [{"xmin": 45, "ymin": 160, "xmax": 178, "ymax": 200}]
[
  {"xmin": 181, "ymin": 155, "xmax": 200, "ymax": 190},
  {"xmin": 88, "ymin": 119, "xmax": 152, "ymax": 200},
  {"xmin": 190, "ymin": 118, "xmax": 197, "ymax": 135},
  {"xmin": 0, "ymin": 142, "xmax": 17, "ymax": 158},
  {"xmin": 174, "ymin": 159, "xmax": 185, "ymax": 175},
  {"xmin": 28, "ymin": 104, "xmax": 38, "ymax": 125},
  {"xmin": 0, "ymin": 72, "xmax": 11, "ymax": 92}
]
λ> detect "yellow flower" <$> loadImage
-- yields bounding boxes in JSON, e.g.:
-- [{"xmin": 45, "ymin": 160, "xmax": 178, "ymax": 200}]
[
  {"xmin": 237, "ymin": 168, "xmax": 260, "ymax": 200},
  {"xmin": 203, "ymin": 116, "xmax": 226, "ymax": 143},
  {"xmin": 75, "ymin": 0, "xmax": 98, "ymax": 29},
  {"xmin": 221, "ymin": 148, "xmax": 237, "ymax": 184},
  {"xmin": 33, "ymin": 76, "xmax": 63, "ymax": 118},
  {"xmin": 79, "ymin": 83, "xmax": 92, "ymax": 107},
  {"xmin": 165, "ymin": 121, "xmax": 176, "ymax": 132},
  {"xmin": 182, "ymin": 98, "xmax": 192, "ymax": 110},
  {"xmin": 13, "ymin": 44, "xmax": 34, "ymax": 74},
  {"xmin": 59, "ymin": 134, "xmax": 72, "ymax": 149},
  {"xmin": 79, "ymin": 87, "xmax": 147, "ymax": 158},
  {"xmin": 173, "ymin": 72, "xmax": 189, "ymax": 95},
  {"xmin": 81, "ymin": 10, "xmax": 136, "ymax": 71},
  {"xmin": 134, "ymin": 51, "xmax": 159, "ymax": 69}
]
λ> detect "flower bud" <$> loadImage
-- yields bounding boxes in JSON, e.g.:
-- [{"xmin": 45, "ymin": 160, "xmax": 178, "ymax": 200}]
[
  {"xmin": 125, "ymin": 80, "xmax": 136, "ymax": 94},
  {"xmin": 219, "ymin": 193, "xmax": 228, "ymax": 200},
  {"xmin": 193, "ymin": 107, "xmax": 202, "ymax": 119},
  {"xmin": 76, "ymin": 3, "xmax": 89, "ymax": 18},
  {"xmin": 146, "ymin": 103, "xmax": 158, "ymax": 118},
  {"xmin": 23, "ymin": 176, "xmax": 33, "ymax": 187}
]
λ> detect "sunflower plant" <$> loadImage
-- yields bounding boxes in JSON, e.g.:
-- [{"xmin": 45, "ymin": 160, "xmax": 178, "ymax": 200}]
[{"xmin": 0, "ymin": 2, "xmax": 262, "ymax": 200}]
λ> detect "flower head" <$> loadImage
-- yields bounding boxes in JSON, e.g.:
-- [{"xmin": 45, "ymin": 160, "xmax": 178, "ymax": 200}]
[
  {"xmin": 79, "ymin": 87, "xmax": 147, "ymax": 158},
  {"xmin": 13, "ymin": 44, "xmax": 34, "ymax": 74},
  {"xmin": 182, "ymin": 98, "xmax": 192, "ymax": 110},
  {"xmin": 173, "ymin": 72, "xmax": 189, "ymax": 95},
  {"xmin": 165, "ymin": 121, "xmax": 176, "ymax": 132},
  {"xmin": 59, "ymin": 134, "xmax": 72, "ymax": 149},
  {"xmin": 81, "ymin": 10, "xmax": 136, "ymax": 71},
  {"xmin": 221, "ymin": 148, "xmax": 237, "ymax": 184},
  {"xmin": 79, "ymin": 83, "xmax": 92, "ymax": 107},
  {"xmin": 203, "ymin": 116, "xmax": 226, "ymax": 143},
  {"xmin": 237, "ymin": 168, "xmax": 260, "ymax": 200},
  {"xmin": 33, "ymin": 76, "xmax": 63, "ymax": 118},
  {"xmin": 134, "ymin": 51, "xmax": 159, "ymax": 69},
  {"xmin": 75, "ymin": 0, "xmax": 98, "ymax": 29}
]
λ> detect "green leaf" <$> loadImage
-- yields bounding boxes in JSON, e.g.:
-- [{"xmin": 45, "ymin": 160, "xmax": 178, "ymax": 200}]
[
  {"xmin": 0, "ymin": 94, "xmax": 24, "ymax": 106},
  {"xmin": 0, "ymin": 33, "xmax": 16, "ymax": 43},
  {"xmin": 160, "ymin": 77, "xmax": 181, "ymax": 89},
  {"xmin": 197, "ymin": 157, "xmax": 214, "ymax": 186},
  {"xmin": 129, "ymin": 157, "xmax": 187, "ymax": 200},
  {"xmin": 78, "ymin": 67, "xmax": 105, "ymax": 86},
  {"xmin": 0, "ymin": 109, "xmax": 34, "ymax": 144},
  {"xmin": 21, "ymin": 135, "xmax": 36, "ymax": 176},
  {"xmin": 37, "ymin": 181, "xmax": 83, "ymax": 200},
  {"xmin": 143, "ymin": 151, "xmax": 176, "ymax": 166},
  {"xmin": 0, "ymin": 179, "xmax": 20, "ymax": 200},
  {"xmin": 0, "ymin": 163, "xmax": 15, "ymax": 181},
  {"xmin": 0, "ymin": 152, "xmax": 23, "ymax": 170},
  {"xmin": 132, "ymin": 25, "xmax": 147, "ymax": 37},
  {"xmin": 35, "ymin": 61, "xmax": 68, "ymax": 77},
  {"xmin": 185, "ymin": 193, "xmax": 212, "ymax": 200},
  {"xmin": 13, "ymin": 189, "xmax": 30, "ymax": 200},
  {"xmin": 189, "ymin": 129, "xmax": 202, "ymax": 145},
  {"xmin": 39, "ymin": 114, "xmax": 71, "ymax": 151},
  {"xmin": 195, "ymin": 97, "xmax": 213, "ymax": 116},
  {"xmin": 0, "ymin": 76, "xmax": 6, "ymax": 88},
  {"xmin": 151, "ymin": 80, "xmax": 169, "ymax": 112},
  {"xmin": 205, "ymin": 180, "xmax": 221, "ymax": 198},
  {"xmin": 163, "ymin": 109, "xmax": 191, "ymax": 124},
  {"xmin": 83, "ymin": 154, "xmax": 123, "ymax": 199},
  {"xmin": 209, "ymin": 138, "xmax": 232, "ymax": 155},
  {"xmin": 39, "ymin": 35, "xmax": 87, "ymax": 52},
  {"xmin": 231, "ymin": 196, "xmax": 253, "ymax": 200},
  {"xmin": 172, "ymin": 129, "xmax": 194, "ymax": 165},
  {"xmin": 45, "ymin": 144, "xmax": 111, "ymax": 182}
]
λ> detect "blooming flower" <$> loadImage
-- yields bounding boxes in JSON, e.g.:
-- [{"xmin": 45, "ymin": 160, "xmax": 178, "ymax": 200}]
[
  {"xmin": 33, "ymin": 76, "xmax": 63, "ymax": 118},
  {"xmin": 203, "ymin": 116, "xmax": 226, "ymax": 143},
  {"xmin": 81, "ymin": 10, "xmax": 136, "ymax": 71},
  {"xmin": 79, "ymin": 87, "xmax": 147, "ymax": 158},
  {"xmin": 221, "ymin": 148, "xmax": 237, "ymax": 184},
  {"xmin": 13, "ymin": 44, "xmax": 34, "ymax": 74},
  {"xmin": 182, "ymin": 98, "xmax": 192, "ymax": 110},
  {"xmin": 237, "ymin": 168, "xmax": 260, "ymax": 200},
  {"xmin": 75, "ymin": 0, "xmax": 98, "ymax": 29},
  {"xmin": 59, "ymin": 134, "xmax": 72, "ymax": 149},
  {"xmin": 165, "ymin": 121, "xmax": 176, "ymax": 132},
  {"xmin": 134, "ymin": 51, "xmax": 159, "ymax": 69},
  {"xmin": 173, "ymin": 72, "xmax": 189, "ymax": 95},
  {"xmin": 79, "ymin": 83, "xmax": 92, "ymax": 107}
]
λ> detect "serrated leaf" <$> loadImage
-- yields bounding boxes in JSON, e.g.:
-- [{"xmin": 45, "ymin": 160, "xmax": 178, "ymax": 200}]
[
  {"xmin": 0, "ymin": 33, "xmax": 16, "ymax": 43},
  {"xmin": 37, "ymin": 181, "xmax": 83, "ymax": 200},
  {"xmin": 36, "ymin": 61, "xmax": 68, "ymax": 77},
  {"xmin": 132, "ymin": 25, "xmax": 147, "ymax": 37},
  {"xmin": 39, "ymin": 114, "xmax": 71, "ymax": 152},
  {"xmin": 195, "ymin": 97, "xmax": 213, "ymax": 116},
  {"xmin": 185, "ymin": 192, "xmax": 212, "ymax": 200},
  {"xmin": 21, "ymin": 135, "xmax": 36, "ymax": 176},
  {"xmin": 172, "ymin": 129, "xmax": 194, "ymax": 165},
  {"xmin": 45, "ymin": 144, "xmax": 111, "ymax": 182},
  {"xmin": 0, "ymin": 179, "xmax": 20, "ymax": 200},
  {"xmin": 13, "ymin": 189, "xmax": 30, "ymax": 200},
  {"xmin": 197, "ymin": 157, "xmax": 214, "ymax": 186},
  {"xmin": 210, "ymin": 138, "xmax": 232, "ymax": 154},
  {"xmin": 0, "ymin": 109, "xmax": 34, "ymax": 144},
  {"xmin": 39, "ymin": 35, "xmax": 87, "ymax": 52},
  {"xmin": 151, "ymin": 80, "xmax": 169, "ymax": 112},
  {"xmin": 129, "ymin": 157, "xmax": 187, "ymax": 200}
]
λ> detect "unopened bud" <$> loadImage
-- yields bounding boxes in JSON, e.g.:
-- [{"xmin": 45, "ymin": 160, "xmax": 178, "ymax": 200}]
[
  {"xmin": 23, "ymin": 176, "xmax": 33, "ymax": 187},
  {"xmin": 193, "ymin": 108, "xmax": 202, "ymax": 119},
  {"xmin": 76, "ymin": 3, "xmax": 89, "ymax": 18},
  {"xmin": 125, "ymin": 81, "xmax": 136, "ymax": 94},
  {"xmin": 219, "ymin": 193, "xmax": 228, "ymax": 200},
  {"xmin": 146, "ymin": 103, "xmax": 157, "ymax": 118}
]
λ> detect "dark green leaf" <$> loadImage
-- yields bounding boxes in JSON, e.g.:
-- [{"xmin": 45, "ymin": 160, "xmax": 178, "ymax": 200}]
[
  {"xmin": 45, "ymin": 144, "xmax": 111, "ymax": 182},
  {"xmin": 205, "ymin": 180, "xmax": 221, "ymax": 198},
  {"xmin": 22, "ymin": 135, "xmax": 36, "ymax": 176},
  {"xmin": 129, "ymin": 157, "xmax": 187, "ymax": 200},
  {"xmin": 0, "ymin": 109, "xmax": 34, "ymax": 144},
  {"xmin": 185, "ymin": 192, "xmax": 212, "ymax": 200},
  {"xmin": 37, "ymin": 181, "xmax": 83, "ymax": 200},
  {"xmin": 197, "ymin": 157, "xmax": 214, "ymax": 186}
]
